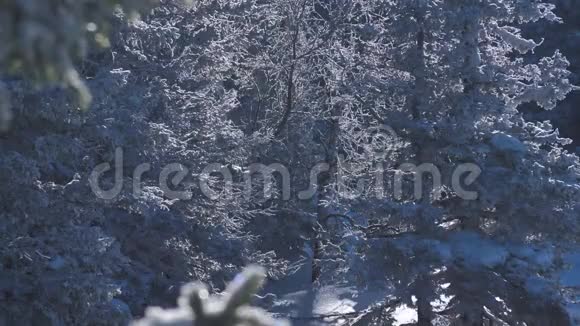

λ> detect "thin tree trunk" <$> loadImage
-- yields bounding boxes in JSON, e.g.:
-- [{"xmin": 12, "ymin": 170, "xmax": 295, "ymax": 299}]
[
  {"xmin": 274, "ymin": 0, "xmax": 307, "ymax": 137},
  {"xmin": 312, "ymin": 76, "xmax": 340, "ymax": 283},
  {"xmin": 410, "ymin": 3, "xmax": 434, "ymax": 323},
  {"xmin": 415, "ymin": 274, "xmax": 433, "ymax": 326}
]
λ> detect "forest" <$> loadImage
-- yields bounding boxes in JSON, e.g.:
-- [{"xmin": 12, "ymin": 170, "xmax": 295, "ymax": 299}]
[{"xmin": 0, "ymin": 0, "xmax": 579, "ymax": 325}]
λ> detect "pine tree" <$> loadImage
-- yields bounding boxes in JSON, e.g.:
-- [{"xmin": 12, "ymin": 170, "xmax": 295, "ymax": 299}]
[{"xmin": 348, "ymin": 0, "xmax": 579, "ymax": 323}]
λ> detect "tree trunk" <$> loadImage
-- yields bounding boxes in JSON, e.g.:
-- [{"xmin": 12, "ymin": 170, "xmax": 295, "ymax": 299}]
[
  {"xmin": 415, "ymin": 274, "xmax": 433, "ymax": 326},
  {"xmin": 312, "ymin": 77, "xmax": 340, "ymax": 283}
]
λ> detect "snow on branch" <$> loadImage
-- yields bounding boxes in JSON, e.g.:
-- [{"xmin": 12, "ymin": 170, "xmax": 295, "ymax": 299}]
[
  {"xmin": 132, "ymin": 266, "xmax": 289, "ymax": 326},
  {"xmin": 493, "ymin": 24, "xmax": 542, "ymax": 54}
]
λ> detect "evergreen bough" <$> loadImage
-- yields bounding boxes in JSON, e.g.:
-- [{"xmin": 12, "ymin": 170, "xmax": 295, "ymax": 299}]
[
  {"xmin": 0, "ymin": 0, "xmax": 157, "ymax": 131},
  {"xmin": 132, "ymin": 266, "xmax": 289, "ymax": 326}
]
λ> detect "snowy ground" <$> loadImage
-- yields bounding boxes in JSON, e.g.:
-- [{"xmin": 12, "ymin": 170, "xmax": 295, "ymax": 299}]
[
  {"xmin": 260, "ymin": 245, "xmax": 418, "ymax": 325},
  {"xmin": 260, "ymin": 239, "xmax": 580, "ymax": 325},
  {"xmin": 562, "ymin": 252, "xmax": 580, "ymax": 325}
]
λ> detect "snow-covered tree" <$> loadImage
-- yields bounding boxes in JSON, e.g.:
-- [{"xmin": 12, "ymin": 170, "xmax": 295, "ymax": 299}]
[
  {"xmin": 1, "ymin": 0, "xmax": 578, "ymax": 324},
  {"xmin": 188, "ymin": 1, "xmax": 579, "ymax": 322},
  {"xmin": 337, "ymin": 0, "xmax": 580, "ymax": 324},
  {"xmin": 0, "ymin": 1, "xmax": 288, "ymax": 323}
]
